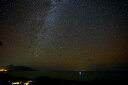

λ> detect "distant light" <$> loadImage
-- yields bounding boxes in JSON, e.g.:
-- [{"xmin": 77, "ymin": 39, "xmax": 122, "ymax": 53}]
[
  {"xmin": 78, "ymin": 72, "xmax": 82, "ymax": 75},
  {"xmin": 11, "ymin": 82, "xmax": 22, "ymax": 85},
  {"xmin": 0, "ymin": 68, "xmax": 7, "ymax": 72},
  {"xmin": 10, "ymin": 80, "xmax": 33, "ymax": 85},
  {"xmin": 4, "ymin": 69, "xmax": 7, "ymax": 71},
  {"xmin": 24, "ymin": 80, "xmax": 33, "ymax": 85}
]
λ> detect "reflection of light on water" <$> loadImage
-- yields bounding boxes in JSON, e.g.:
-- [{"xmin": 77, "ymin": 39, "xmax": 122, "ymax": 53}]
[
  {"xmin": 78, "ymin": 71, "xmax": 82, "ymax": 80},
  {"xmin": 78, "ymin": 71, "xmax": 86, "ymax": 80}
]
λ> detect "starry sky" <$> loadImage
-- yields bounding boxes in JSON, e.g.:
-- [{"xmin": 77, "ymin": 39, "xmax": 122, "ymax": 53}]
[{"xmin": 0, "ymin": 0, "xmax": 128, "ymax": 71}]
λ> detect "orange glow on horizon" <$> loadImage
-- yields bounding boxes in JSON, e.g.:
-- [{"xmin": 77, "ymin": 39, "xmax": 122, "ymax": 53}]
[{"xmin": 0, "ymin": 68, "xmax": 7, "ymax": 72}]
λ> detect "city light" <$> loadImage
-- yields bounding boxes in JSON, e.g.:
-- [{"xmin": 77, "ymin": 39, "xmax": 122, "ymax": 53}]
[
  {"xmin": 24, "ymin": 80, "xmax": 33, "ymax": 85},
  {"xmin": 10, "ymin": 80, "xmax": 33, "ymax": 85},
  {"xmin": 11, "ymin": 82, "xmax": 22, "ymax": 85},
  {"xmin": 0, "ymin": 68, "xmax": 7, "ymax": 72}
]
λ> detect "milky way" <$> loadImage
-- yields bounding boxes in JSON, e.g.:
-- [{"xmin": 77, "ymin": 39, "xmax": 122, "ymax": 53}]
[{"xmin": 0, "ymin": 0, "xmax": 128, "ymax": 70}]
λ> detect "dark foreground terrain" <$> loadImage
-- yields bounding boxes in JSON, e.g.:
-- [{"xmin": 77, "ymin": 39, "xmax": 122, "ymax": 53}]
[{"xmin": 0, "ymin": 72, "xmax": 127, "ymax": 85}]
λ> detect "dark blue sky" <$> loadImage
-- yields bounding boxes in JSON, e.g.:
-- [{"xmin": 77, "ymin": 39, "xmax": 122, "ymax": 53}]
[{"xmin": 0, "ymin": 0, "xmax": 128, "ymax": 70}]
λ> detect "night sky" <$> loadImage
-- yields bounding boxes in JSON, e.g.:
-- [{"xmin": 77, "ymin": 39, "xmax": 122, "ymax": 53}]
[{"xmin": 0, "ymin": 0, "xmax": 128, "ymax": 71}]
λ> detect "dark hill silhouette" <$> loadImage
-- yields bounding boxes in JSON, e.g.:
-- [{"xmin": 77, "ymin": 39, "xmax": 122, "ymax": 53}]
[{"xmin": 5, "ymin": 65, "xmax": 35, "ymax": 71}]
